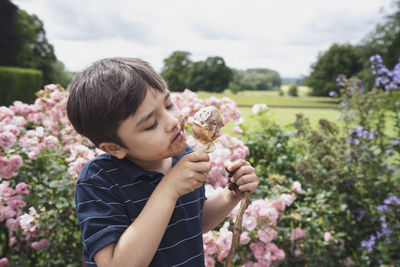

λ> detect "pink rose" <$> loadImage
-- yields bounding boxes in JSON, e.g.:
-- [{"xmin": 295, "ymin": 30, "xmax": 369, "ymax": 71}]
[
  {"xmin": 0, "ymin": 257, "xmax": 8, "ymax": 267},
  {"xmin": 15, "ymin": 182, "xmax": 30, "ymax": 195},
  {"xmin": 240, "ymin": 231, "xmax": 251, "ymax": 245},
  {"xmin": 258, "ymin": 229, "xmax": 278, "ymax": 244},
  {"xmin": 0, "ymin": 158, "xmax": 15, "ymax": 179},
  {"xmin": 250, "ymin": 242, "xmax": 265, "ymax": 260},
  {"xmin": 279, "ymin": 194, "xmax": 294, "ymax": 206},
  {"xmin": 6, "ymin": 218, "xmax": 19, "ymax": 231},
  {"xmin": 292, "ymin": 181, "xmax": 302, "ymax": 194},
  {"xmin": 274, "ymin": 249, "xmax": 285, "ymax": 260},
  {"xmin": 44, "ymin": 135, "xmax": 59, "ymax": 148},
  {"xmin": 9, "ymin": 155, "xmax": 23, "ymax": 170},
  {"xmin": 242, "ymin": 214, "xmax": 257, "ymax": 231},
  {"xmin": 294, "ymin": 248, "xmax": 302, "ymax": 257},
  {"xmin": 0, "ymin": 106, "xmax": 15, "ymax": 120},
  {"xmin": 290, "ymin": 227, "xmax": 306, "ymax": 241},
  {"xmin": 0, "ymin": 131, "xmax": 17, "ymax": 149},
  {"xmin": 31, "ymin": 239, "xmax": 50, "ymax": 250}
]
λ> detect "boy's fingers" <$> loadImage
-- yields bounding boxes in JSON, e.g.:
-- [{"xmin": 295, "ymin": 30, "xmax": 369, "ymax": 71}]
[
  {"xmin": 230, "ymin": 165, "xmax": 255, "ymax": 183},
  {"xmin": 191, "ymin": 161, "xmax": 212, "ymax": 173},
  {"xmin": 238, "ymin": 181, "xmax": 258, "ymax": 193},
  {"xmin": 235, "ymin": 173, "xmax": 257, "ymax": 187},
  {"xmin": 225, "ymin": 159, "xmax": 248, "ymax": 172},
  {"xmin": 186, "ymin": 151, "xmax": 210, "ymax": 162}
]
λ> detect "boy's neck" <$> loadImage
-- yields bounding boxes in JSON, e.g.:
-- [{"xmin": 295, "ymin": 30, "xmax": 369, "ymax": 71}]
[{"xmin": 128, "ymin": 157, "xmax": 172, "ymax": 175}]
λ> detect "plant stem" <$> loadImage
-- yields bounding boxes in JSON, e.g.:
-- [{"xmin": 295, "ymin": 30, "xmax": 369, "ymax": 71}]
[{"xmin": 225, "ymin": 191, "xmax": 251, "ymax": 267}]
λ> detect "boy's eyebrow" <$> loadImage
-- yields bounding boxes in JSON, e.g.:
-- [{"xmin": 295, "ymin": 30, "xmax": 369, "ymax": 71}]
[
  {"xmin": 136, "ymin": 111, "xmax": 154, "ymax": 127},
  {"xmin": 136, "ymin": 92, "xmax": 171, "ymax": 127},
  {"xmin": 164, "ymin": 92, "xmax": 170, "ymax": 101}
]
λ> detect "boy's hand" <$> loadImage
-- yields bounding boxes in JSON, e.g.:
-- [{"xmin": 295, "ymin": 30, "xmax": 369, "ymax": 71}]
[
  {"xmin": 162, "ymin": 151, "xmax": 211, "ymax": 200},
  {"xmin": 225, "ymin": 160, "xmax": 258, "ymax": 197}
]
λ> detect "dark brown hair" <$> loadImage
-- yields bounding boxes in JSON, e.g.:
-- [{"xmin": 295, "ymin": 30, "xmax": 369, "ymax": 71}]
[{"xmin": 67, "ymin": 57, "xmax": 167, "ymax": 147}]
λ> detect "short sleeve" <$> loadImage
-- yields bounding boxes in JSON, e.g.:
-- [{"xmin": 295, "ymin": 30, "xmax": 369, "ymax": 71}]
[{"xmin": 75, "ymin": 162, "xmax": 130, "ymax": 262}]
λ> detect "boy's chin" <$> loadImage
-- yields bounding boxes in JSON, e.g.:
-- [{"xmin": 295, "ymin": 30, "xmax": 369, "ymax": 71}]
[{"xmin": 171, "ymin": 141, "xmax": 187, "ymax": 156}]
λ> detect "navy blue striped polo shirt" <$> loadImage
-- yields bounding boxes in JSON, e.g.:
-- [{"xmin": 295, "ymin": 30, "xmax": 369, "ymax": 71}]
[{"xmin": 75, "ymin": 145, "xmax": 206, "ymax": 266}]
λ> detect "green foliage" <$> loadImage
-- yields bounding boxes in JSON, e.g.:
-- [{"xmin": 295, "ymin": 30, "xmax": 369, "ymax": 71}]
[
  {"xmin": 0, "ymin": 0, "xmax": 20, "ymax": 67},
  {"xmin": 7, "ymin": 149, "xmax": 82, "ymax": 266},
  {"xmin": 48, "ymin": 60, "xmax": 74, "ymax": 89},
  {"xmin": 160, "ymin": 51, "xmax": 192, "ymax": 92},
  {"xmin": 230, "ymin": 68, "xmax": 281, "ymax": 91},
  {"xmin": 288, "ymin": 84, "xmax": 298, "ymax": 97},
  {"xmin": 187, "ymin": 56, "xmax": 232, "ymax": 93},
  {"xmin": 161, "ymin": 51, "xmax": 233, "ymax": 93},
  {"xmin": 241, "ymin": 108, "xmax": 299, "ymax": 199},
  {"xmin": 242, "ymin": 72, "xmax": 400, "ymax": 265},
  {"xmin": 305, "ymin": 44, "xmax": 364, "ymax": 96},
  {"xmin": 362, "ymin": 0, "xmax": 400, "ymax": 69},
  {"xmin": 0, "ymin": 66, "xmax": 43, "ymax": 106},
  {"xmin": 0, "ymin": 1, "xmax": 72, "ymax": 86}
]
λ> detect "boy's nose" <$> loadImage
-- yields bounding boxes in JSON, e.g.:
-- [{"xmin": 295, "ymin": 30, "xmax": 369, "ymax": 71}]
[{"xmin": 166, "ymin": 112, "xmax": 183, "ymax": 132}]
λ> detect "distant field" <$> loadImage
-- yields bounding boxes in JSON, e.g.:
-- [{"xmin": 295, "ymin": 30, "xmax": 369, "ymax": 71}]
[
  {"xmin": 196, "ymin": 88, "xmax": 338, "ymax": 108},
  {"xmin": 195, "ymin": 89, "xmax": 395, "ymax": 136},
  {"xmin": 223, "ymin": 107, "xmax": 341, "ymax": 134}
]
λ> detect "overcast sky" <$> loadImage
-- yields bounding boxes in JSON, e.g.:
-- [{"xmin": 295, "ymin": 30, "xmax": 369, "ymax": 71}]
[{"xmin": 13, "ymin": 0, "xmax": 392, "ymax": 77}]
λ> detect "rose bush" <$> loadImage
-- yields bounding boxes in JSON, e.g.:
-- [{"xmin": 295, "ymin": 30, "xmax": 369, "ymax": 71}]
[{"xmin": 1, "ymin": 86, "xmax": 296, "ymax": 266}]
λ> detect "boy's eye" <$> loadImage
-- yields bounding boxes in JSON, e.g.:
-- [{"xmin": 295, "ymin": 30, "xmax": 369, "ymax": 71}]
[
  {"xmin": 166, "ymin": 103, "xmax": 174, "ymax": 110},
  {"xmin": 145, "ymin": 120, "xmax": 158, "ymax": 131}
]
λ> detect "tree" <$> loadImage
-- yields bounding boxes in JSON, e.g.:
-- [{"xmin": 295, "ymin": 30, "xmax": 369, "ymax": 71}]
[
  {"xmin": 0, "ymin": 0, "xmax": 20, "ymax": 66},
  {"xmin": 188, "ymin": 56, "xmax": 232, "ymax": 92},
  {"xmin": 160, "ymin": 51, "xmax": 192, "ymax": 92},
  {"xmin": 0, "ymin": 1, "xmax": 72, "ymax": 86},
  {"xmin": 14, "ymin": 9, "xmax": 57, "ymax": 85},
  {"xmin": 288, "ymin": 83, "xmax": 298, "ymax": 97},
  {"xmin": 305, "ymin": 44, "xmax": 364, "ymax": 96},
  {"xmin": 362, "ymin": 0, "xmax": 400, "ymax": 69},
  {"xmin": 230, "ymin": 68, "xmax": 281, "ymax": 91}
]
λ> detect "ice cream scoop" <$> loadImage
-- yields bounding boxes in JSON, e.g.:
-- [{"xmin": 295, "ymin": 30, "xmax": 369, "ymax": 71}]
[{"xmin": 192, "ymin": 106, "xmax": 224, "ymax": 152}]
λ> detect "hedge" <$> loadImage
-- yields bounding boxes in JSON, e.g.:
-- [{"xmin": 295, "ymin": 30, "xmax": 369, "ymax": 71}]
[{"xmin": 0, "ymin": 66, "xmax": 43, "ymax": 106}]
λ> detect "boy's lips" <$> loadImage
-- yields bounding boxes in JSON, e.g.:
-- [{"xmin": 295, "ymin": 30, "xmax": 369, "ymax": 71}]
[{"xmin": 171, "ymin": 131, "xmax": 184, "ymax": 144}]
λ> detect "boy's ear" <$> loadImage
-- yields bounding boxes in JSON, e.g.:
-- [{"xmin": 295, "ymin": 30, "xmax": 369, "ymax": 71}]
[{"xmin": 99, "ymin": 142, "xmax": 127, "ymax": 159}]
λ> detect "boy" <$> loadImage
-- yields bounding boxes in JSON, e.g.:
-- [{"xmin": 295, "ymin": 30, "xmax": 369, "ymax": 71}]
[{"xmin": 67, "ymin": 57, "xmax": 258, "ymax": 267}]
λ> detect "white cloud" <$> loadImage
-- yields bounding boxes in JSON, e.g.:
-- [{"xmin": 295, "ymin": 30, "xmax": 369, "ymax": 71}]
[{"xmin": 12, "ymin": 0, "xmax": 392, "ymax": 77}]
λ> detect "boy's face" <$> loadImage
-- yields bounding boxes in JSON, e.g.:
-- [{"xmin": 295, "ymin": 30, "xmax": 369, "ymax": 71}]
[{"xmin": 110, "ymin": 88, "xmax": 186, "ymax": 166}]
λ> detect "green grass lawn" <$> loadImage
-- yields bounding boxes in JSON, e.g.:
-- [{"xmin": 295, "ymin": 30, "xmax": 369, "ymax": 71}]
[
  {"xmin": 195, "ymin": 89, "xmax": 396, "ymax": 137},
  {"xmin": 196, "ymin": 89, "xmax": 339, "ymax": 108},
  {"xmin": 223, "ymin": 107, "xmax": 341, "ymax": 134}
]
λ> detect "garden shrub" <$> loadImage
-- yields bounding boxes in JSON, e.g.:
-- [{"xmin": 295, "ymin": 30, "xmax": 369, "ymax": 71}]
[
  {"xmin": 0, "ymin": 67, "xmax": 43, "ymax": 106},
  {"xmin": 288, "ymin": 84, "xmax": 298, "ymax": 97},
  {"xmin": 1, "ymin": 86, "xmax": 298, "ymax": 266},
  {"xmin": 0, "ymin": 54, "xmax": 398, "ymax": 266}
]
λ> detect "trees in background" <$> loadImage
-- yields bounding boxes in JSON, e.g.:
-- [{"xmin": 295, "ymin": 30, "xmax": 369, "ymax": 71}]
[
  {"xmin": 160, "ymin": 51, "xmax": 192, "ymax": 92},
  {"xmin": 305, "ymin": 44, "xmax": 364, "ymax": 96},
  {"xmin": 188, "ymin": 56, "xmax": 232, "ymax": 93},
  {"xmin": 161, "ymin": 51, "xmax": 281, "ymax": 93},
  {"xmin": 306, "ymin": 0, "xmax": 400, "ymax": 96},
  {"xmin": 0, "ymin": 0, "xmax": 72, "ymax": 88},
  {"xmin": 230, "ymin": 68, "xmax": 281, "ymax": 93},
  {"xmin": 161, "ymin": 51, "xmax": 233, "ymax": 92}
]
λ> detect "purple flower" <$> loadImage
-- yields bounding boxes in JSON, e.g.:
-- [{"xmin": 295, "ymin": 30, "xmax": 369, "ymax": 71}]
[
  {"xmin": 387, "ymin": 165, "xmax": 397, "ymax": 172},
  {"xmin": 361, "ymin": 235, "xmax": 376, "ymax": 251},
  {"xmin": 329, "ymin": 91, "xmax": 335, "ymax": 97},
  {"xmin": 377, "ymin": 205, "xmax": 387, "ymax": 212},
  {"xmin": 392, "ymin": 140, "xmax": 399, "ymax": 146},
  {"xmin": 384, "ymin": 195, "xmax": 400, "ymax": 206},
  {"xmin": 336, "ymin": 74, "xmax": 346, "ymax": 87},
  {"xmin": 371, "ymin": 54, "xmax": 400, "ymax": 90}
]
